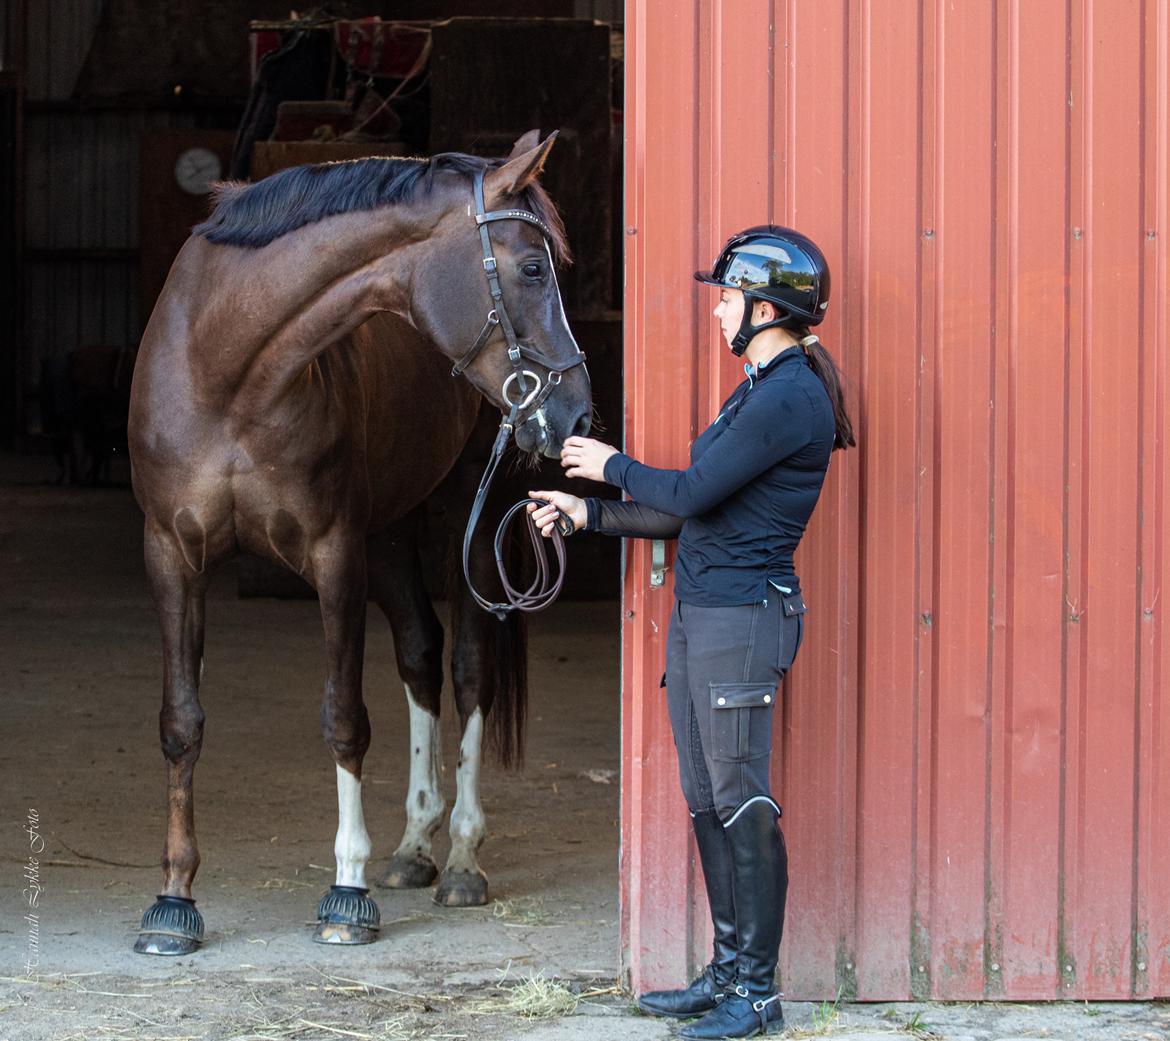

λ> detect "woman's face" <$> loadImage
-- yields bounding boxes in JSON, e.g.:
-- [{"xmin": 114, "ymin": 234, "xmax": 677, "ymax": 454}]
[{"xmin": 713, "ymin": 287, "xmax": 746, "ymax": 348}]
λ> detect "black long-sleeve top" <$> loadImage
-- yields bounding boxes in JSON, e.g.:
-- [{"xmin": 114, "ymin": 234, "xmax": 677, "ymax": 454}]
[{"xmin": 584, "ymin": 345, "xmax": 834, "ymax": 606}]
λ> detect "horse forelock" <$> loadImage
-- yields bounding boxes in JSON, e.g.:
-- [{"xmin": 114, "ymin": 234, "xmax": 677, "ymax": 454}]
[
  {"xmin": 516, "ymin": 178, "xmax": 572, "ymax": 269},
  {"xmin": 190, "ymin": 152, "xmax": 571, "ymax": 263}
]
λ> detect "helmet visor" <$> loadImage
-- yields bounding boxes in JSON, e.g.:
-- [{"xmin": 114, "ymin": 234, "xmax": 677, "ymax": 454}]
[{"xmin": 696, "ymin": 243, "xmax": 819, "ymax": 302}]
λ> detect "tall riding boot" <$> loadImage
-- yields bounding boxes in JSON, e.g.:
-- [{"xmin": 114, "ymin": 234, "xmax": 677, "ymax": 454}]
[
  {"xmin": 680, "ymin": 800, "xmax": 788, "ymax": 1039},
  {"xmin": 637, "ymin": 809, "xmax": 737, "ymax": 1018}
]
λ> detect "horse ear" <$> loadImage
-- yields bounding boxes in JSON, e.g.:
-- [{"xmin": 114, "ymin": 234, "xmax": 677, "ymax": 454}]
[
  {"xmin": 507, "ymin": 129, "xmax": 542, "ymax": 159},
  {"xmin": 486, "ymin": 130, "xmax": 558, "ymax": 202}
]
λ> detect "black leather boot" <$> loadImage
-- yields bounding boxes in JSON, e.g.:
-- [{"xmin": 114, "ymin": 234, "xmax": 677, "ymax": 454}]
[
  {"xmin": 680, "ymin": 800, "xmax": 788, "ymax": 1039},
  {"xmin": 637, "ymin": 809, "xmax": 737, "ymax": 1018}
]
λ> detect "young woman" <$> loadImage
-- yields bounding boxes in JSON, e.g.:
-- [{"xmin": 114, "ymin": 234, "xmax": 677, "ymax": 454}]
[{"xmin": 530, "ymin": 226, "xmax": 854, "ymax": 1039}]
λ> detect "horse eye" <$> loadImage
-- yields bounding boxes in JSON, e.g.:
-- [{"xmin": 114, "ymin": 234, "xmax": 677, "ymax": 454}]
[{"xmin": 521, "ymin": 262, "xmax": 543, "ymax": 280}]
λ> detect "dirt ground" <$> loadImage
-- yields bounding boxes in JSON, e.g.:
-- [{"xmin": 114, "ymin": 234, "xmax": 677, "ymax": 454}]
[{"xmin": 2, "ymin": 453, "xmax": 1168, "ymax": 1041}]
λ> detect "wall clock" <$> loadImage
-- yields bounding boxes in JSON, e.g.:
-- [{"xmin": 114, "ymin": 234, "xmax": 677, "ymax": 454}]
[{"xmin": 174, "ymin": 147, "xmax": 223, "ymax": 196}]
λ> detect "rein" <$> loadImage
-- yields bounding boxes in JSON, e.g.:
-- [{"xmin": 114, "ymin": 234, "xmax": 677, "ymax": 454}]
[{"xmin": 458, "ymin": 169, "xmax": 585, "ymax": 620}]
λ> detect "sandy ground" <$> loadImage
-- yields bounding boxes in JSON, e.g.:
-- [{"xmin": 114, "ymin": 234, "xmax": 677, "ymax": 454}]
[{"xmin": 1, "ymin": 454, "xmax": 1167, "ymax": 1041}]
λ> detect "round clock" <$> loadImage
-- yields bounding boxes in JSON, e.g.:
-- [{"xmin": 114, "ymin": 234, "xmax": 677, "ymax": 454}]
[{"xmin": 174, "ymin": 147, "xmax": 223, "ymax": 196}]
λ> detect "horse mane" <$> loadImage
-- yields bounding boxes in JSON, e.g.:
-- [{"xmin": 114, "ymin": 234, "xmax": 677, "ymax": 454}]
[{"xmin": 193, "ymin": 152, "xmax": 571, "ymax": 264}]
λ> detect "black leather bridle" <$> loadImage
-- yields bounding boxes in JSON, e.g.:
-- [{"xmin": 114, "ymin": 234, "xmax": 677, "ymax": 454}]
[{"xmin": 458, "ymin": 168, "xmax": 587, "ymax": 619}]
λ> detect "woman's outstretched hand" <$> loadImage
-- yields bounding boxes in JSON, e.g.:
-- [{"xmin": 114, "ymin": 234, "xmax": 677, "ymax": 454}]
[
  {"xmin": 560, "ymin": 436, "xmax": 619, "ymax": 482},
  {"xmin": 527, "ymin": 490, "xmax": 588, "ymax": 538}
]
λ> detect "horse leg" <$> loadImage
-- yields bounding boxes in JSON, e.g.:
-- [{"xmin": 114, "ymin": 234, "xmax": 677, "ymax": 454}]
[
  {"xmin": 312, "ymin": 533, "xmax": 380, "ymax": 945},
  {"xmin": 135, "ymin": 521, "xmax": 209, "ymax": 955},
  {"xmin": 367, "ymin": 519, "xmax": 448, "ymax": 890},
  {"xmin": 435, "ymin": 641, "xmax": 489, "ymax": 907},
  {"xmin": 435, "ymin": 543, "xmax": 526, "ymax": 906}
]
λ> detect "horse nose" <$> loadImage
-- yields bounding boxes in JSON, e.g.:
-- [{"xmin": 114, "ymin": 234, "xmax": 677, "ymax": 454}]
[{"xmin": 570, "ymin": 411, "xmax": 591, "ymax": 438}]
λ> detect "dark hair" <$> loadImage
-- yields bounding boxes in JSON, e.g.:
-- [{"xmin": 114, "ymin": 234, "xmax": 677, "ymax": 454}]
[{"xmin": 791, "ymin": 324, "xmax": 855, "ymax": 451}]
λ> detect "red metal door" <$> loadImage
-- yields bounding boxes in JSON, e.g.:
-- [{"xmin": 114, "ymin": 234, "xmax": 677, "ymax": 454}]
[{"xmin": 620, "ymin": 0, "xmax": 1169, "ymax": 1001}]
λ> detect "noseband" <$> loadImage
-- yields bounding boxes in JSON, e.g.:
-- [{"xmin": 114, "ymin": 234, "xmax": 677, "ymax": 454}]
[{"xmin": 458, "ymin": 168, "xmax": 587, "ymax": 619}]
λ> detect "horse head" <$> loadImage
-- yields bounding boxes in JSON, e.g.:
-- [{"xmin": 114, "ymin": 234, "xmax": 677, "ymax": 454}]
[{"xmin": 406, "ymin": 132, "xmax": 593, "ymax": 458}]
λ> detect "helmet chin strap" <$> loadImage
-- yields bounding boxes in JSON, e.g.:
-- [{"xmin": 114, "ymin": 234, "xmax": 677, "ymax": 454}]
[{"xmin": 729, "ymin": 297, "xmax": 796, "ymax": 357}]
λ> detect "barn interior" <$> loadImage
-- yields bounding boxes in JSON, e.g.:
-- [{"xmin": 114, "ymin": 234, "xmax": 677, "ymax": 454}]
[{"xmin": 0, "ymin": 0, "xmax": 629, "ymax": 993}]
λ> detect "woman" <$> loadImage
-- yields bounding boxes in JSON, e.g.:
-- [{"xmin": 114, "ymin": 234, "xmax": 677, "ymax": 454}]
[{"xmin": 530, "ymin": 226, "xmax": 854, "ymax": 1039}]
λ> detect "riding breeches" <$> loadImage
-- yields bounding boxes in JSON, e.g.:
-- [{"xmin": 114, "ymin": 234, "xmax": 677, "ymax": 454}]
[{"xmin": 664, "ymin": 593, "xmax": 805, "ymax": 822}]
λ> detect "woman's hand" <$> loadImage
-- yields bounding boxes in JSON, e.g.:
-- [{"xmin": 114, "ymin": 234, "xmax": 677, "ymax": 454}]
[
  {"xmin": 560, "ymin": 436, "xmax": 619, "ymax": 482},
  {"xmin": 527, "ymin": 490, "xmax": 588, "ymax": 538}
]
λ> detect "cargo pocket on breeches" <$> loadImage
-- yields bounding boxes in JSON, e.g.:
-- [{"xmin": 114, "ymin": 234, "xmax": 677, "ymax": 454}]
[{"xmin": 709, "ymin": 682, "xmax": 777, "ymax": 762}]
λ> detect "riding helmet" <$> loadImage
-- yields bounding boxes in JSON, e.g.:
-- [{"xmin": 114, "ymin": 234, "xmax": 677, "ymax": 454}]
[{"xmin": 695, "ymin": 226, "xmax": 830, "ymax": 355}]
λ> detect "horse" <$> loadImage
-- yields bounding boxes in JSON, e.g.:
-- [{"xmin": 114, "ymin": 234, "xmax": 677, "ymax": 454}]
[{"xmin": 126, "ymin": 130, "xmax": 592, "ymax": 954}]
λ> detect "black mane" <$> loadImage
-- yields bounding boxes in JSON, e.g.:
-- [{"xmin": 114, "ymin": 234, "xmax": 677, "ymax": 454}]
[{"xmin": 193, "ymin": 151, "xmax": 570, "ymax": 263}]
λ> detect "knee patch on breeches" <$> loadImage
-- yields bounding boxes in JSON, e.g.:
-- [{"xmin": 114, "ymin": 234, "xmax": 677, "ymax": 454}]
[{"xmin": 719, "ymin": 793, "xmax": 781, "ymax": 827}]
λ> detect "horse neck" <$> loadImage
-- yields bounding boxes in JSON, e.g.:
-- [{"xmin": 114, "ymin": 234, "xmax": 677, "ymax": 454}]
[{"xmin": 191, "ymin": 202, "xmax": 443, "ymax": 413}]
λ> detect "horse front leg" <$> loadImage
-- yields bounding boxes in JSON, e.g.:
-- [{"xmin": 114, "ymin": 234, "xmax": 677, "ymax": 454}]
[
  {"xmin": 366, "ymin": 521, "xmax": 447, "ymax": 890},
  {"xmin": 135, "ymin": 521, "xmax": 209, "ymax": 955},
  {"xmin": 312, "ymin": 534, "xmax": 380, "ymax": 945}
]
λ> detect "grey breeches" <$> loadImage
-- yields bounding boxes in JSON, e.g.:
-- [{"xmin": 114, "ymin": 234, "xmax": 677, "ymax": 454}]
[{"xmin": 665, "ymin": 593, "xmax": 805, "ymax": 822}]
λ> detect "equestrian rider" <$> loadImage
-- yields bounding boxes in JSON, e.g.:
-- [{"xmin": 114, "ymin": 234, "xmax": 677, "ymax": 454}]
[{"xmin": 529, "ymin": 226, "xmax": 855, "ymax": 1039}]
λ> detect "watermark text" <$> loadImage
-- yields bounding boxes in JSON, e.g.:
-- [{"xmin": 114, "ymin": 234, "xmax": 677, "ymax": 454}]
[{"xmin": 22, "ymin": 808, "xmax": 43, "ymax": 974}]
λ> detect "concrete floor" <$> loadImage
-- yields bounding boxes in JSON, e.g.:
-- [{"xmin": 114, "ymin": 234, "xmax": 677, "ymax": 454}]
[{"xmin": 2, "ymin": 454, "xmax": 1168, "ymax": 1041}]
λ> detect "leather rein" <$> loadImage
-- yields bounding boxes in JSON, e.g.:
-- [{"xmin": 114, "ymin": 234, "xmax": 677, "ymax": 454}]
[{"xmin": 458, "ymin": 169, "xmax": 586, "ymax": 620}]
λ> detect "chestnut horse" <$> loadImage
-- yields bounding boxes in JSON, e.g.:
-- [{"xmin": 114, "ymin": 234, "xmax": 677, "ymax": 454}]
[{"xmin": 127, "ymin": 131, "xmax": 591, "ymax": 953}]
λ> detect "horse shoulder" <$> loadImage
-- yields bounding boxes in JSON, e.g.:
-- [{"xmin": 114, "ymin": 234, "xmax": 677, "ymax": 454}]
[{"xmin": 354, "ymin": 316, "xmax": 482, "ymax": 526}]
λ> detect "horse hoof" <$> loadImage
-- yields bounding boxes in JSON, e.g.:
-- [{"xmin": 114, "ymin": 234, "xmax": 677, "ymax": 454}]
[
  {"xmin": 313, "ymin": 885, "xmax": 380, "ymax": 945},
  {"xmin": 134, "ymin": 895, "xmax": 203, "ymax": 955},
  {"xmin": 434, "ymin": 868, "xmax": 489, "ymax": 907},
  {"xmin": 377, "ymin": 853, "xmax": 438, "ymax": 890}
]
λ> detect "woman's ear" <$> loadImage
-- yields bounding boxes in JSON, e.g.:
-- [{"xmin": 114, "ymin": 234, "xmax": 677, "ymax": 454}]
[{"xmin": 754, "ymin": 299, "xmax": 777, "ymax": 324}]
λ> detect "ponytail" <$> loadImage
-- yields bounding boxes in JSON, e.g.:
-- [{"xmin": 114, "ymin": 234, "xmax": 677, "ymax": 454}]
[{"xmin": 798, "ymin": 332, "xmax": 855, "ymax": 451}]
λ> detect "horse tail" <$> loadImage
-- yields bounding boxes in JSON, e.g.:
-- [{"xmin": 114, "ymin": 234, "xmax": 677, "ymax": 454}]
[{"xmin": 486, "ymin": 602, "xmax": 528, "ymax": 769}]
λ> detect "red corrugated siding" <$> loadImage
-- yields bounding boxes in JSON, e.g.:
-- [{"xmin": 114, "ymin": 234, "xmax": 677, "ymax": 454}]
[{"xmin": 620, "ymin": 0, "xmax": 1170, "ymax": 1001}]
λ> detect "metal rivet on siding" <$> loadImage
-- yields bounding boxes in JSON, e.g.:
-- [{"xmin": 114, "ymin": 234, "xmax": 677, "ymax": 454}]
[
  {"xmin": 625, "ymin": 610, "xmax": 635, "ymax": 619},
  {"xmin": 922, "ymin": 228, "xmax": 934, "ymax": 238},
  {"xmin": 991, "ymin": 963, "xmax": 1000, "ymax": 971},
  {"xmin": 918, "ymin": 965, "xmax": 926, "ymax": 973},
  {"xmin": 717, "ymin": 697, "xmax": 726, "ymax": 706},
  {"xmin": 626, "ymin": 226, "xmax": 638, "ymax": 236},
  {"xmin": 845, "ymin": 962, "xmax": 854, "ymax": 971},
  {"xmin": 1065, "ymin": 964, "xmax": 1074, "ymax": 973},
  {"xmin": 1147, "ymin": 230, "xmax": 1156, "ymax": 240},
  {"xmin": 1144, "ymin": 609, "xmax": 1155, "ymax": 620},
  {"xmin": 1138, "ymin": 961, "xmax": 1147, "ymax": 971},
  {"xmin": 1073, "ymin": 228, "xmax": 1083, "ymax": 240}
]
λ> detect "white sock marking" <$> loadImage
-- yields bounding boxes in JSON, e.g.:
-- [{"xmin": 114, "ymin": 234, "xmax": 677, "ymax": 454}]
[
  {"xmin": 393, "ymin": 686, "xmax": 445, "ymax": 862},
  {"xmin": 333, "ymin": 765, "xmax": 371, "ymax": 888},
  {"xmin": 447, "ymin": 708, "xmax": 486, "ymax": 874}
]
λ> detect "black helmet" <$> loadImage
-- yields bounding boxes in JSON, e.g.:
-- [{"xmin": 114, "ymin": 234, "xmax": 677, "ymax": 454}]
[{"xmin": 695, "ymin": 225, "xmax": 830, "ymax": 355}]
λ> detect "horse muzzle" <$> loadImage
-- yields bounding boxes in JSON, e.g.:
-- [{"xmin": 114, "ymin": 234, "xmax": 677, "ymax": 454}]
[{"xmin": 514, "ymin": 408, "xmax": 559, "ymax": 458}]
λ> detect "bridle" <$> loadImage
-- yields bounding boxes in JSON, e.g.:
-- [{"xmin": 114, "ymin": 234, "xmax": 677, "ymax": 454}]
[{"xmin": 457, "ymin": 168, "xmax": 587, "ymax": 619}]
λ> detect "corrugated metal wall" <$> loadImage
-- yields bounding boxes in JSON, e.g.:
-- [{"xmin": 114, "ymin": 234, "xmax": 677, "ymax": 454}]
[
  {"xmin": 15, "ymin": 0, "xmax": 198, "ymax": 431},
  {"xmin": 24, "ymin": 109, "xmax": 182, "ymax": 360},
  {"xmin": 621, "ymin": 0, "xmax": 1169, "ymax": 1001}
]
